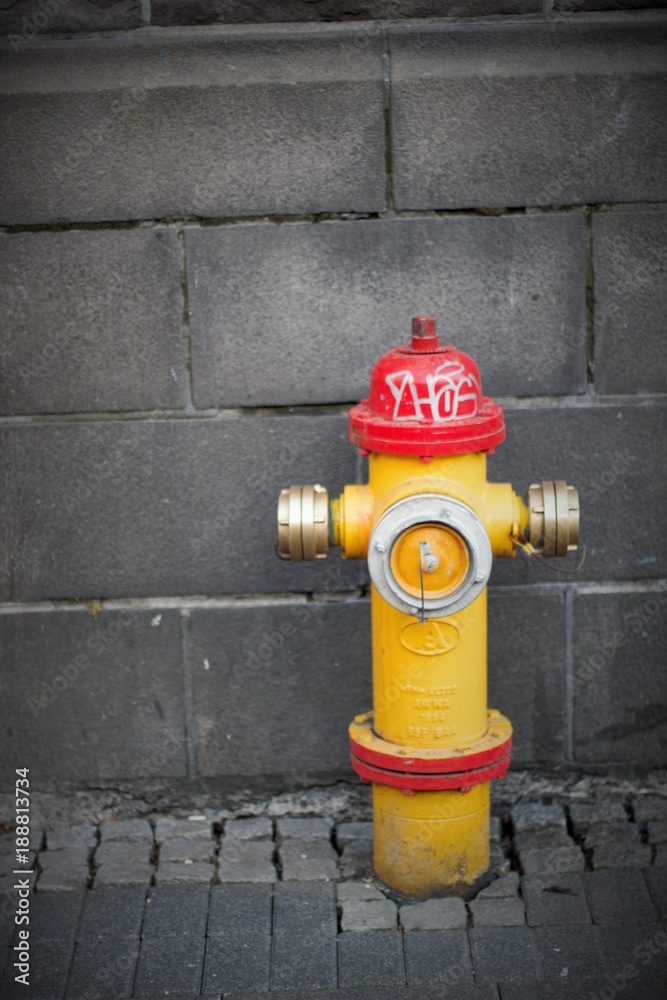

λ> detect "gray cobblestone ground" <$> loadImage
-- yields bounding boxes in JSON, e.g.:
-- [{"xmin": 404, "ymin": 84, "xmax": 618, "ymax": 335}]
[{"xmin": 1, "ymin": 791, "xmax": 667, "ymax": 996}]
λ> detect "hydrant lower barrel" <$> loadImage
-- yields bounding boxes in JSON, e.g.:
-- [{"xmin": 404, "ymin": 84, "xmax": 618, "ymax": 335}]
[{"xmin": 277, "ymin": 315, "xmax": 579, "ymax": 897}]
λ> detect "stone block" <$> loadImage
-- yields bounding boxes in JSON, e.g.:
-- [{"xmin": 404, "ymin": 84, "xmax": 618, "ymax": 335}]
[
  {"xmin": 518, "ymin": 845, "xmax": 584, "ymax": 878},
  {"xmin": 634, "ymin": 795, "xmax": 667, "ymax": 823},
  {"xmin": 340, "ymin": 896, "xmax": 397, "ymax": 932},
  {"xmin": 490, "ymin": 403, "xmax": 667, "ymax": 585},
  {"xmin": 94, "ymin": 841, "xmax": 153, "ymax": 887},
  {"xmin": 190, "ymin": 602, "xmax": 371, "ymax": 780},
  {"xmin": 532, "ymin": 924, "xmax": 607, "ymax": 981},
  {"xmin": 202, "ymin": 933, "xmax": 271, "ymax": 994},
  {"xmin": 514, "ymin": 829, "xmax": 573, "ymax": 852},
  {"xmin": 0, "ymin": 0, "xmax": 140, "ymax": 36},
  {"xmin": 477, "ymin": 871, "xmax": 520, "ymax": 899},
  {"xmin": 469, "ymin": 897, "xmax": 525, "ymax": 927},
  {"xmin": 100, "ymin": 819, "xmax": 153, "ymax": 844},
  {"xmin": 46, "ymin": 825, "xmax": 97, "ymax": 852},
  {"xmin": 280, "ymin": 838, "xmax": 338, "ymax": 881},
  {"xmin": 337, "ymin": 930, "xmax": 405, "ymax": 988},
  {"xmin": 155, "ymin": 816, "xmax": 214, "ymax": 843},
  {"xmin": 511, "ymin": 803, "xmax": 567, "ymax": 834},
  {"xmin": 142, "ymin": 884, "xmax": 209, "ymax": 939},
  {"xmin": 572, "ymin": 589, "xmax": 667, "ymax": 766},
  {"xmin": 155, "ymin": 860, "xmax": 215, "ymax": 884},
  {"xmin": 77, "ymin": 886, "xmax": 147, "ymax": 941},
  {"xmin": 583, "ymin": 821, "xmax": 640, "ymax": 848},
  {"xmin": 12, "ymin": 890, "xmax": 83, "ymax": 942},
  {"xmin": 0, "ymin": 229, "xmax": 185, "ymax": 415},
  {"xmin": 584, "ymin": 869, "xmax": 659, "ymax": 925},
  {"xmin": 336, "ymin": 821, "xmax": 373, "ymax": 846},
  {"xmin": 65, "ymin": 934, "xmax": 140, "ymax": 1000},
  {"xmin": 470, "ymin": 926, "xmax": 539, "ymax": 982},
  {"xmin": 339, "ymin": 841, "xmax": 373, "ymax": 879},
  {"xmin": 133, "ymin": 934, "xmax": 206, "ymax": 998},
  {"xmin": 522, "ymin": 873, "xmax": 592, "ymax": 926},
  {"xmin": 218, "ymin": 839, "xmax": 275, "ymax": 882},
  {"xmin": 648, "ymin": 821, "xmax": 667, "ymax": 844},
  {"xmin": 278, "ymin": 817, "xmax": 333, "ymax": 840},
  {"xmin": 271, "ymin": 882, "xmax": 337, "ymax": 990},
  {"xmin": 389, "ymin": 19, "xmax": 667, "ymax": 209},
  {"xmin": 0, "ymin": 27, "xmax": 385, "ymax": 225},
  {"xmin": 158, "ymin": 837, "xmax": 214, "ymax": 863},
  {"xmin": 223, "ymin": 817, "xmax": 273, "ymax": 841},
  {"xmin": 337, "ymin": 882, "xmax": 384, "ymax": 904},
  {"xmin": 488, "ymin": 590, "xmax": 567, "ymax": 766},
  {"xmin": 404, "ymin": 928, "xmax": 474, "ymax": 985},
  {"xmin": 592, "ymin": 839, "xmax": 653, "ymax": 870},
  {"xmin": 36, "ymin": 849, "xmax": 89, "ymax": 892},
  {"xmin": 0, "ymin": 609, "xmax": 187, "ymax": 785},
  {"xmin": 0, "ymin": 414, "xmax": 362, "ymax": 601},
  {"xmin": 186, "ymin": 213, "xmax": 586, "ymax": 408},
  {"xmin": 400, "ymin": 897, "xmax": 467, "ymax": 931},
  {"xmin": 593, "ymin": 210, "xmax": 667, "ymax": 394},
  {"xmin": 569, "ymin": 798, "xmax": 628, "ymax": 837},
  {"xmin": 208, "ymin": 883, "xmax": 273, "ymax": 938}
]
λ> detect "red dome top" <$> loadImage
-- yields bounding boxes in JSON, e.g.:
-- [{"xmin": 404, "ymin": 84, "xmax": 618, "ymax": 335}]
[{"xmin": 349, "ymin": 315, "xmax": 505, "ymax": 457}]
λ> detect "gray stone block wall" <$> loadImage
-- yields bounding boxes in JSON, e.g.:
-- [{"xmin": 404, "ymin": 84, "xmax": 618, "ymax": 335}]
[{"xmin": 0, "ymin": 14, "xmax": 665, "ymax": 794}]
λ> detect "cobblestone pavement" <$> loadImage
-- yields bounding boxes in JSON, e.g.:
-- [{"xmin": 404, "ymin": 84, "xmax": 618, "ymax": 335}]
[{"xmin": 1, "ymin": 792, "xmax": 667, "ymax": 998}]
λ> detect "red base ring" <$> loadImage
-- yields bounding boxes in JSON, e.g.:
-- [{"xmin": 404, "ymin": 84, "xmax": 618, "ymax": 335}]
[{"xmin": 350, "ymin": 744, "xmax": 511, "ymax": 792}]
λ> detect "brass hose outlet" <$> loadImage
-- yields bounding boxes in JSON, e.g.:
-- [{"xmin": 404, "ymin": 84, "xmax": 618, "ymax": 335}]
[
  {"xmin": 527, "ymin": 481, "xmax": 580, "ymax": 557},
  {"xmin": 277, "ymin": 484, "xmax": 329, "ymax": 560}
]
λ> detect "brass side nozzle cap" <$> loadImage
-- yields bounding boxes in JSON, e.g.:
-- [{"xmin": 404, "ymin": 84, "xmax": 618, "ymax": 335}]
[
  {"xmin": 277, "ymin": 484, "xmax": 329, "ymax": 561},
  {"xmin": 527, "ymin": 481, "xmax": 579, "ymax": 557}
]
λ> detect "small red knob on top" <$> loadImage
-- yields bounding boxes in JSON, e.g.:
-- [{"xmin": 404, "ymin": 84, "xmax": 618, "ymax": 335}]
[{"xmin": 411, "ymin": 314, "xmax": 439, "ymax": 352}]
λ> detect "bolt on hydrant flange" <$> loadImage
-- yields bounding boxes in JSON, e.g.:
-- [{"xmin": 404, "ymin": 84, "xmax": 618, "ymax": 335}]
[{"xmin": 277, "ymin": 315, "xmax": 579, "ymax": 898}]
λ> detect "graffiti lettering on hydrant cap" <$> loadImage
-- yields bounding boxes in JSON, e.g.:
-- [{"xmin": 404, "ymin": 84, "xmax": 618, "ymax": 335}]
[{"xmin": 385, "ymin": 360, "xmax": 481, "ymax": 423}]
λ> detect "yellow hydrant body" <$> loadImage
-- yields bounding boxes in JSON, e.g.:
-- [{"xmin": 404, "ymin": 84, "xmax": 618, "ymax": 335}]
[{"xmin": 278, "ymin": 315, "xmax": 579, "ymax": 897}]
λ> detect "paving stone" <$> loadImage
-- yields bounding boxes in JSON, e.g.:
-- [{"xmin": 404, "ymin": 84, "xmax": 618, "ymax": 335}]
[
  {"xmin": 280, "ymin": 838, "xmax": 338, "ymax": 881},
  {"xmin": 1, "ymin": 933, "xmax": 75, "ymax": 999},
  {"xmin": 77, "ymin": 886, "xmax": 146, "ymax": 941},
  {"xmin": 155, "ymin": 816, "xmax": 214, "ymax": 843},
  {"xmin": 514, "ymin": 828, "xmax": 574, "ymax": 851},
  {"xmin": 46, "ymin": 825, "xmax": 97, "ymax": 852},
  {"xmin": 337, "ymin": 882, "xmax": 386, "ymax": 904},
  {"xmin": 469, "ymin": 897, "xmax": 525, "ymax": 927},
  {"xmin": 532, "ymin": 924, "xmax": 607, "ymax": 981},
  {"xmin": 341, "ymin": 897, "xmax": 397, "ymax": 932},
  {"xmin": 404, "ymin": 928, "xmax": 474, "ymax": 985},
  {"xmin": 644, "ymin": 868, "xmax": 667, "ymax": 921},
  {"xmin": 0, "ymin": 229, "xmax": 185, "ymax": 415},
  {"xmin": 597, "ymin": 922, "xmax": 667, "ymax": 983},
  {"xmin": 17, "ymin": 890, "xmax": 83, "ymax": 942},
  {"xmin": 0, "ymin": 607, "xmax": 187, "ymax": 785},
  {"xmin": 338, "ymin": 929, "xmax": 406, "ymax": 988},
  {"xmin": 0, "ymin": 28, "xmax": 385, "ymax": 225},
  {"xmin": 400, "ymin": 898, "xmax": 467, "ymax": 931},
  {"xmin": 569, "ymin": 799, "xmax": 629, "ymax": 837},
  {"xmin": 339, "ymin": 841, "xmax": 373, "ymax": 878},
  {"xmin": 477, "ymin": 872, "xmax": 520, "ymax": 899},
  {"xmin": 155, "ymin": 860, "xmax": 215, "ymax": 884},
  {"xmin": 470, "ymin": 926, "xmax": 539, "ymax": 982},
  {"xmin": 193, "ymin": 600, "xmax": 371, "ymax": 781},
  {"xmin": 100, "ymin": 819, "xmax": 153, "ymax": 844},
  {"xmin": 593, "ymin": 210, "xmax": 667, "ymax": 394},
  {"xmin": 142, "ymin": 884, "xmax": 209, "ymax": 940},
  {"xmin": 389, "ymin": 20, "xmax": 667, "ymax": 209},
  {"xmin": 647, "ymin": 820, "xmax": 667, "ymax": 844},
  {"xmin": 218, "ymin": 840, "xmax": 275, "ymax": 882},
  {"xmin": 633, "ymin": 796, "xmax": 667, "ymax": 823},
  {"xmin": 522, "ymin": 874, "xmax": 592, "ymax": 926},
  {"xmin": 35, "ymin": 849, "xmax": 89, "ymax": 892},
  {"xmin": 278, "ymin": 817, "xmax": 333, "ymax": 840},
  {"xmin": 592, "ymin": 840, "xmax": 652, "ymax": 869},
  {"xmin": 133, "ymin": 934, "xmax": 206, "ymax": 997},
  {"xmin": 271, "ymin": 882, "xmax": 337, "ymax": 990},
  {"xmin": 208, "ymin": 883, "xmax": 273, "ymax": 938},
  {"xmin": 336, "ymin": 822, "xmax": 373, "ymax": 846},
  {"xmin": 654, "ymin": 844, "xmax": 667, "ymax": 866},
  {"xmin": 223, "ymin": 817, "xmax": 273, "ymax": 841},
  {"xmin": 158, "ymin": 837, "xmax": 215, "ymax": 863},
  {"xmin": 65, "ymin": 934, "xmax": 140, "ymax": 999},
  {"xmin": 202, "ymin": 934, "xmax": 271, "ymax": 994},
  {"xmin": 518, "ymin": 845, "xmax": 584, "ymax": 877},
  {"xmin": 94, "ymin": 841, "xmax": 153, "ymax": 887},
  {"xmin": 0, "ymin": 415, "xmax": 361, "ymax": 604},
  {"xmin": 510, "ymin": 804, "xmax": 567, "ymax": 834},
  {"xmin": 585, "ymin": 870, "xmax": 660, "ymax": 925},
  {"xmin": 500, "ymin": 981, "xmax": 667, "ymax": 1000},
  {"xmin": 187, "ymin": 213, "xmax": 586, "ymax": 408},
  {"xmin": 572, "ymin": 589, "xmax": 667, "ymax": 766}
]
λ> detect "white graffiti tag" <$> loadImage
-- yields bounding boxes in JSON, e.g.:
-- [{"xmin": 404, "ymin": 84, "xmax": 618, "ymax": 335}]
[{"xmin": 385, "ymin": 360, "xmax": 481, "ymax": 423}]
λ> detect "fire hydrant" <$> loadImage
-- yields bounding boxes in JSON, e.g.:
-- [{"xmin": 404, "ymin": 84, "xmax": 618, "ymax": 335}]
[{"xmin": 277, "ymin": 315, "xmax": 579, "ymax": 897}]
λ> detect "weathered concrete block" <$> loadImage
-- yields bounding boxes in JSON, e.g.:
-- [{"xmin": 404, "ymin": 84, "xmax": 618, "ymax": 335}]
[
  {"xmin": 0, "ymin": 229, "xmax": 185, "ymax": 415},
  {"xmin": 518, "ymin": 844, "xmax": 584, "ymax": 877},
  {"xmin": 278, "ymin": 817, "xmax": 333, "ymax": 840},
  {"xmin": 478, "ymin": 871, "xmax": 520, "ymax": 899},
  {"xmin": 469, "ymin": 896, "xmax": 525, "ymax": 927},
  {"xmin": 224, "ymin": 817, "xmax": 273, "ymax": 841},
  {"xmin": 190, "ymin": 601, "xmax": 371, "ymax": 779},
  {"xmin": 158, "ymin": 837, "xmax": 214, "ymax": 863},
  {"xmin": 390, "ymin": 19, "xmax": 667, "ymax": 209},
  {"xmin": 0, "ymin": 609, "xmax": 187, "ymax": 785},
  {"xmin": 0, "ymin": 26, "xmax": 385, "ymax": 225},
  {"xmin": 339, "ymin": 841, "xmax": 373, "ymax": 879},
  {"xmin": 569, "ymin": 798, "xmax": 628, "ymax": 837},
  {"xmin": 100, "ymin": 819, "xmax": 153, "ymax": 843},
  {"xmin": 593, "ymin": 209, "xmax": 667, "ymax": 394},
  {"xmin": 186, "ymin": 213, "xmax": 586, "ymax": 407},
  {"xmin": 36, "ymin": 849, "xmax": 88, "ymax": 892},
  {"xmin": 489, "ymin": 402, "xmax": 667, "ymax": 585},
  {"xmin": 340, "ymin": 896, "xmax": 397, "ymax": 932},
  {"xmin": 94, "ymin": 841, "xmax": 153, "ymax": 886},
  {"xmin": 218, "ymin": 839, "xmax": 275, "ymax": 882},
  {"xmin": 154, "ymin": 816, "xmax": 213, "ymax": 843},
  {"xmin": 400, "ymin": 897, "xmax": 467, "ymax": 931},
  {"xmin": 573, "ymin": 589, "xmax": 667, "ymax": 765},
  {"xmin": 280, "ymin": 838, "xmax": 339, "ymax": 880},
  {"xmin": 0, "ymin": 414, "xmax": 362, "ymax": 601},
  {"xmin": 336, "ymin": 821, "xmax": 373, "ymax": 846},
  {"xmin": 633, "ymin": 795, "xmax": 667, "ymax": 823},
  {"xmin": 488, "ymin": 590, "xmax": 566, "ymax": 766},
  {"xmin": 522, "ymin": 873, "xmax": 592, "ymax": 926},
  {"xmin": 154, "ymin": 860, "xmax": 214, "ymax": 883}
]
